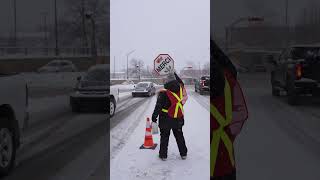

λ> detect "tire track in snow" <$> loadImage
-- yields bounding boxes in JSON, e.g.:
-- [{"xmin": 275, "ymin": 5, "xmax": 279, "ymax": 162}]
[{"xmin": 110, "ymin": 96, "xmax": 155, "ymax": 159}]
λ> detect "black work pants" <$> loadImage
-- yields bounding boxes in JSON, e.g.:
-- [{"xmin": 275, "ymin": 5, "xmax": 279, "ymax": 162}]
[
  {"xmin": 159, "ymin": 127, "xmax": 187, "ymax": 158},
  {"xmin": 211, "ymin": 171, "xmax": 236, "ymax": 180}
]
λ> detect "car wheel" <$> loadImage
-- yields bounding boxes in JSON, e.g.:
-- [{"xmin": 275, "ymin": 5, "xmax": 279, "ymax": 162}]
[
  {"xmin": 272, "ymin": 84, "xmax": 280, "ymax": 96},
  {"xmin": 148, "ymin": 92, "xmax": 152, "ymax": 97},
  {"xmin": 287, "ymin": 83, "xmax": 299, "ymax": 106},
  {"xmin": 110, "ymin": 98, "xmax": 116, "ymax": 117},
  {"xmin": 271, "ymin": 72, "xmax": 280, "ymax": 96},
  {"xmin": 0, "ymin": 119, "xmax": 16, "ymax": 176},
  {"xmin": 70, "ymin": 99, "xmax": 80, "ymax": 112}
]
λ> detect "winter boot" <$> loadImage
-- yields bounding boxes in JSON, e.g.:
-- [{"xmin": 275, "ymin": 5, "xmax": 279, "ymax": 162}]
[
  {"xmin": 181, "ymin": 155, "xmax": 187, "ymax": 160},
  {"xmin": 159, "ymin": 155, "xmax": 167, "ymax": 161}
]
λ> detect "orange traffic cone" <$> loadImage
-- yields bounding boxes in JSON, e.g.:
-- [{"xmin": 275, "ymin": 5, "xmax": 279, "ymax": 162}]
[{"xmin": 140, "ymin": 118, "xmax": 157, "ymax": 150}]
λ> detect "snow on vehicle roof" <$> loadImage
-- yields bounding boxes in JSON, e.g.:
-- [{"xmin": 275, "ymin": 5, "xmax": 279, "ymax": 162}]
[
  {"xmin": 137, "ymin": 81, "xmax": 152, "ymax": 84},
  {"xmin": 51, "ymin": 59, "xmax": 73, "ymax": 62},
  {"xmin": 290, "ymin": 44, "xmax": 320, "ymax": 48},
  {"xmin": 88, "ymin": 64, "xmax": 109, "ymax": 71}
]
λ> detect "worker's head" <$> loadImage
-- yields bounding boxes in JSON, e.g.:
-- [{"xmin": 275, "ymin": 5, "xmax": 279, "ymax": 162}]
[{"xmin": 164, "ymin": 72, "xmax": 176, "ymax": 84}]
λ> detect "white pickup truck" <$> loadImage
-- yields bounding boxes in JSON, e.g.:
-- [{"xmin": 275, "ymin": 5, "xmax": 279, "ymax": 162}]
[
  {"xmin": 109, "ymin": 86, "xmax": 119, "ymax": 117},
  {"xmin": 0, "ymin": 73, "xmax": 28, "ymax": 175}
]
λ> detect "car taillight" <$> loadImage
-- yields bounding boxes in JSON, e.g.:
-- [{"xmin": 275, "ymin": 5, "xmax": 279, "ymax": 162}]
[
  {"xmin": 201, "ymin": 80, "xmax": 205, "ymax": 87},
  {"xmin": 295, "ymin": 63, "xmax": 303, "ymax": 80}
]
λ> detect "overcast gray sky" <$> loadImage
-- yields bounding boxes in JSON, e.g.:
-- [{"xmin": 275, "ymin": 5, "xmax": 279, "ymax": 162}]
[
  {"xmin": 110, "ymin": 0, "xmax": 210, "ymax": 73},
  {"xmin": 211, "ymin": 0, "xmax": 319, "ymax": 38},
  {"xmin": 0, "ymin": 0, "xmax": 59, "ymax": 35}
]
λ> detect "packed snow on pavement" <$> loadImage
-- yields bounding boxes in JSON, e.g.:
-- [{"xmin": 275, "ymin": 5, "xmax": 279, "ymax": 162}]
[{"xmin": 110, "ymin": 92, "xmax": 210, "ymax": 180}]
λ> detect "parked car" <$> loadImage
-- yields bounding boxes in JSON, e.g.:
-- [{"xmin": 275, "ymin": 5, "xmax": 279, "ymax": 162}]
[
  {"xmin": 38, "ymin": 60, "xmax": 78, "ymax": 73},
  {"xmin": 270, "ymin": 45, "xmax": 320, "ymax": 105},
  {"xmin": 253, "ymin": 64, "xmax": 267, "ymax": 72},
  {"xmin": 121, "ymin": 80, "xmax": 135, "ymax": 85},
  {"xmin": 0, "ymin": 73, "xmax": 28, "ymax": 175},
  {"xmin": 70, "ymin": 64, "xmax": 118, "ymax": 116},
  {"xmin": 195, "ymin": 76, "xmax": 210, "ymax": 95},
  {"xmin": 132, "ymin": 82, "xmax": 156, "ymax": 97}
]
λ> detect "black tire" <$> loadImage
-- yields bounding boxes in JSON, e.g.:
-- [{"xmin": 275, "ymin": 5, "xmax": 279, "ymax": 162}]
[
  {"xmin": 0, "ymin": 118, "xmax": 16, "ymax": 176},
  {"xmin": 132, "ymin": 93, "xmax": 135, "ymax": 97},
  {"xmin": 200, "ymin": 90, "xmax": 204, "ymax": 95},
  {"xmin": 272, "ymin": 84, "xmax": 280, "ymax": 96},
  {"xmin": 271, "ymin": 72, "xmax": 280, "ymax": 96},
  {"xmin": 287, "ymin": 83, "xmax": 299, "ymax": 106},
  {"xmin": 70, "ymin": 99, "xmax": 80, "ymax": 112},
  {"xmin": 110, "ymin": 97, "xmax": 116, "ymax": 117}
]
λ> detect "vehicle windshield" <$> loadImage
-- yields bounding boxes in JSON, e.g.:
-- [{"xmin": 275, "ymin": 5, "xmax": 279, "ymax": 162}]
[
  {"xmin": 201, "ymin": 76, "xmax": 210, "ymax": 80},
  {"xmin": 84, "ymin": 68, "xmax": 108, "ymax": 82},
  {"xmin": 47, "ymin": 62, "xmax": 60, "ymax": 66},
  {"xmin": 136, "ymin": 83, "xmax": 149, "ymax": 88},
  {"xmin": 291, "ymin": 47, "xmax": 320, "ymax": 60}
]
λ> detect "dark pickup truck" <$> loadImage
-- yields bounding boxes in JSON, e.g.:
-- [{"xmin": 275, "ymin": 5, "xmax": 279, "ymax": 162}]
[
  {"xmin": 270, "ymin": 45, "xmax": 320, "ymax": 105},
  {"xmin": 195, "ymin": 76, "xmax": 210, "ymax": 95}
]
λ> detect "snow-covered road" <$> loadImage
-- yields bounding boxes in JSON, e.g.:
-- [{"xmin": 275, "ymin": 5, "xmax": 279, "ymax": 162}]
[
  {"xmin": 4, "ymin": 95, "xmax": 107, "ymax": 180},
  {"xmin": 110, "ymin": 88, "xmax": 210, "ymax": 180},
  {"xmin": 235, "ymin": 73, "xmax": 320, "ymax": 180}
]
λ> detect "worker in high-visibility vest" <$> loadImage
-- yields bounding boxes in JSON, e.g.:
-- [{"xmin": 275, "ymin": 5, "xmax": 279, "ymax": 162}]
[
  {"xmin": 173, "ymin": 70, "xmax": 188, "ymax": 104},
  {"xmin": 211, "ymin": 39, "xmax": 248, "ymax": 180},
  {"xmin": 152, "ymin": 72, "xmax": 188, "ymax": 161}
]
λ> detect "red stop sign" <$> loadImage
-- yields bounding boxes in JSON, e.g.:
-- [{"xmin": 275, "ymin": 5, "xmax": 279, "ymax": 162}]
[{"xmin": 154, "ymin": 54, "xmax": 175, "ymax": 76}]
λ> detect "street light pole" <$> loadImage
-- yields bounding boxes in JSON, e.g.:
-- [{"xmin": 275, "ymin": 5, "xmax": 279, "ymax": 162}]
[
  {"xmin": 285, "ymin": 0, "xmax": 289, "ymax": 26},
  {"xmin": 126, "ymin": 50, "xmax": 135, "ymax": 79},
  {"xmin": 54, "ymin": 0, "xmax": 59, "ymax": 56},
  {"xmin": 285, "ymin": 0, "xmax": 290, "ymax": 47},
  {"xmin": 42, "ymin": 12, "xmax": 49, "ymax": 55},
  {"xmin": 85, "ymin": 12, "xmax": 97, "ymax": 57}
]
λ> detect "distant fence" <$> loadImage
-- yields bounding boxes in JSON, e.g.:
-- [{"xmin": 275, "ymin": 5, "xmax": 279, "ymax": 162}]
[
  {"xmin": 0, "ymin": 47, "xmax": 108, "ymax": 57},
  {"xmin": 0, "ymin": 56, "xmax": 109, "ymax": 73}
]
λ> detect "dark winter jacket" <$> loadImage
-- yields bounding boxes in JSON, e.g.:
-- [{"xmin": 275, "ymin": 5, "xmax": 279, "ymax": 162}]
[
  {"xmin": 210, "ymin": 39, "xmax": 237, "ymax": 98},
  {"xmin": 174, "ymin": 72, "xmax": 184, "ymax": 87},
  {"xmin": 152, "ymin": 80, "xmax": 184, "ymax": 129}
]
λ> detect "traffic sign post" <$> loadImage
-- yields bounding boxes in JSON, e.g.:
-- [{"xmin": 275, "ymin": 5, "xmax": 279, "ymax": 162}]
[{"xmin": 154, "ymin": 54, "xmax": 174, "ymax": 76}]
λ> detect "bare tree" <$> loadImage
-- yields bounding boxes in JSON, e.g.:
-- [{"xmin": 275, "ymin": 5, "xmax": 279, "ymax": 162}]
[
  {"xmin": 129, "ymin": 58, "xmax": 145, "ymax": 78},
  {"xmin": 202, "ymin": 62, "xmax": 210, "ymax": 76},
  {"xmin": 59, "ymin": 0, "xmax": 109, "ymax": 49}
]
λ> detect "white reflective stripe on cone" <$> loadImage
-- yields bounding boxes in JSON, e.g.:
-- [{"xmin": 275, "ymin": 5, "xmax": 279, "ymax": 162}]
[{"xmin": 145, "ymin": 131, "xmax": 152, "ymax": 136}]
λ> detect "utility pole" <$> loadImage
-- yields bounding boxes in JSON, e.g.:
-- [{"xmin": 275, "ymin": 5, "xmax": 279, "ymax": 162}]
[
  {"xmin": 198, "ymin": 62, "xmax": 201, "ymax": 77},
  {"xmin": 126, "ymin": 50, "xmax": 135, "ymax": 79},
  {"xmin": 114, "ymin": 56, "xmax": 116, "ymax": 78},
  {"xmin": 285, "ymin": 0, "xmax": 289, "ymax": 26},
  {"xmin": 42, "ymin": 12, "xmax": 49, "ymax": 55},
  {"xmin": 54, "ymin": 0, "xmax": 59, "ymax": 56},
  {"xmin": 81, "ymin": 0, "xmax": 88, "ymax": 50},
  {"xmin": 13, "ymin": 0, "xmax": 17, "ymax": 47}
]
